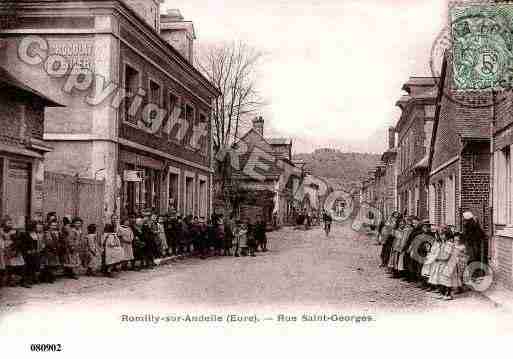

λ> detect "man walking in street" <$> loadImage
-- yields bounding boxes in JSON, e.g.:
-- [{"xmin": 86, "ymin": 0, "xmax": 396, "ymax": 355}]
[{"xmin": 322, "ymin": 209, "xmax": 332, "ymax": 237}]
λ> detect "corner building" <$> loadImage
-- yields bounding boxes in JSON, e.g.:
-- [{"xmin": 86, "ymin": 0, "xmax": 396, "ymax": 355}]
[{"xmin": 0, "ymin": 0, "xmax": 220, "ymax": 222}]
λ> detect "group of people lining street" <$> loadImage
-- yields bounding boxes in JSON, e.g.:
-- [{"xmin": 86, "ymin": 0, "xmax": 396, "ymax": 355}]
[
  {"xmin": 377, "ymin": 211, "xmax": 486, "ymax": 300},
  {"xmin": 0, "ymin": 210, "xmax": 268, "ymax": 288}
]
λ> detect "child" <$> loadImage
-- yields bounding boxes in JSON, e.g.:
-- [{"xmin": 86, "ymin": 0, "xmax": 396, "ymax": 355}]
[
  {"xmin": 438, "ymin": 233, "xmax": 466, "ymax": 300},
  {"xmin": 247, "ymin": 220, "xmax": 257, "ymax": 257},
  {"xmin": 416, "ymin": 222, "xmax": 436, "ymax": 290},
  {"xmin": 428, "ymin": 227, "xmax": 452, "ymax": 296},
  {"xmin": 223, "ymin": 218, "xmax": 233, "ymax": 256},
  {"xmin": 43, "ymin": 220, "xmax": 61, "ymax": 283},
  {"xmin": 233, "ymin": 220, "xmax": 241, "ymax": 257},
  {"xmin": 84, "ymin": 224, "xmax": 101, "ymax": 276},
  {"xmin": 156, "ymin": 216, "xmax": 169, "ymax": 258},
  {"xmin": 2, "ymin": 216, "xmax": 30, "ymax": 288},
  {"xmin": 239, "ymin": 222, "xmax": 249, "ymax": 257},
  {"xmin": 118, "ymin": 218, "xmax": 135, "ymax": 270},
  {"xmin": 101, "ymin": 223, "xmax": 124, "ymax": 277}
]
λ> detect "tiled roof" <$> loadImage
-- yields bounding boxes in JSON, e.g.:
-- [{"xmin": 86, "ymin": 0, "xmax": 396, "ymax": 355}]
[
  {"xmin": 452, "ymin": 99, "xmax": 492, "ymax": 139},
  {"xmin": 439, "ymin": 53, "xmax": 493, "ymax": 139}
]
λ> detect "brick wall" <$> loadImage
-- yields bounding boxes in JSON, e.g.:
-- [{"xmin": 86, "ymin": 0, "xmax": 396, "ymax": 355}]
[{"xmin": 460, "ymin": 144, "xmax": 491, "ymax": 233}]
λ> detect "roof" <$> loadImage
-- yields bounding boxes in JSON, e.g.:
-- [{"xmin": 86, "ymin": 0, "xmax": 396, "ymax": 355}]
[
  {"xmin": 381, "ymin": 148, "xmax": 397, "ymax": 162},
  {"xmin": 266, "ymin": 138, "xmax": 292, "ymax": 145},
  {"xmin": 402, "ymin": 77, "xmax": 437, "ymax": 93},
  {"xmin": 435, "ymin": 52, "xmax": 492, "ymax": 140},
  {"xmin": 395, "ymin": 95, "xmax": 412, "ymax": 109},
  {"xmin": 0, "ymin": 67, "xmax": 64, "ymax": 107},
  {"xmin": 413, "ymin": 154, "xmax": 429, "ymax": 170}
]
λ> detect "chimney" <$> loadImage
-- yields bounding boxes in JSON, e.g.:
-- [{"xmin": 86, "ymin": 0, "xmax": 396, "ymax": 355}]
[
  {"xmin": 252, "ymin": 116, "xmax": 264, "ymax": 136},
  {"xmin": 160, "ymin": 9, "xmax": 196, "ymax": 63},
  {"xmin": 388, "ymin": 126, "xmax": 396, "ymax": 150}
]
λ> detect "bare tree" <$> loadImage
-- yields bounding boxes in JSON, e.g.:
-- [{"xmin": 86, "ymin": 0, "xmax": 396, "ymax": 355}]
[{"xmin": 195, "ymin": 41, "xmax": 266, "ymax": 151}]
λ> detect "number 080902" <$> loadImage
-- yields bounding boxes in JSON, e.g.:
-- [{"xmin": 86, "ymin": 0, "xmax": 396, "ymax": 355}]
[{"xmin": 30, "ymin": 344, "xmax": 62, "ymax": 352}]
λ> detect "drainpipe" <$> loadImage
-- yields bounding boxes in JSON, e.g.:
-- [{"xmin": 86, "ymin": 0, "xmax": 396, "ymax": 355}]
[
  {"xmin": 95, "ymin": 168, "xmax": 106, "ymax": 225},
  {"xmin": 489, "ymin": 90, "xmax": 496, "ymax": 264}
]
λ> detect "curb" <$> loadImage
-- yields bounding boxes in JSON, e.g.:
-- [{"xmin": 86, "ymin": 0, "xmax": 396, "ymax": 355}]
[{"xmin": 154, "ymin": 255, "xmax": 180, "ymax": 266}]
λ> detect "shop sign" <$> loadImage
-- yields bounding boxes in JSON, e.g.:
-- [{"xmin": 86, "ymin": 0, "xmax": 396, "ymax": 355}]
[{"xmin": 124, "ymin": 170, "xmax": 144, "ymax": 182}]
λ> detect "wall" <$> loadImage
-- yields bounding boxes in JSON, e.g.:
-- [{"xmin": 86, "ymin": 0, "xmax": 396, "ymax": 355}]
[{"xmin": 460, "ymin": 144, "xmax": 491, "ymax": 233}]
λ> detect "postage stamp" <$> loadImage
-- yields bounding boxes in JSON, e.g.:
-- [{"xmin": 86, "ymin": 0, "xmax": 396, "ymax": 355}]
[{"xmin": 450, "ymin": 2, "xmax": 513, "ymax": 91}]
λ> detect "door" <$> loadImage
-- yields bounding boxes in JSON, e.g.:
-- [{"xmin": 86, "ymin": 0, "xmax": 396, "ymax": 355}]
[{"xmin": 4, "ymin": 159, "xmax": 31, "ymax": 229}]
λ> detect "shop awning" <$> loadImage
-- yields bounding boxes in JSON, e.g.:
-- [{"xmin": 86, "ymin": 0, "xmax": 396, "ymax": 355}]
[{"xmin": 0, "ymin": 67, "xmax": 64, "ymax": 107}]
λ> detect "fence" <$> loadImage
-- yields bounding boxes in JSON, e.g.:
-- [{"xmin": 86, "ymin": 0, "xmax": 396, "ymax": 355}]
[{"xmin": 43, "ymin": 172, "xmax": 105, "ymax": 227}]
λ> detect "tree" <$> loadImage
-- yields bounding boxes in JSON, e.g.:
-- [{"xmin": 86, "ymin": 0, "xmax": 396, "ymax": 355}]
[{"xmin": 195, "ymin": 41, "xmax": 266, "ymax": 151}]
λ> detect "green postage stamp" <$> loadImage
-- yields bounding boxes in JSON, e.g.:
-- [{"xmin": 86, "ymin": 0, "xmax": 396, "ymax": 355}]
[{"xmin": 451, "ymin": 2, "xmax": 513, "ymax": 91}]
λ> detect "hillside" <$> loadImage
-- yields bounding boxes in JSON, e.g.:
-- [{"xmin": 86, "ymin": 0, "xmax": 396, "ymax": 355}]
[{"xmin": 293, "ymin": 149, "xmax": 381, "ymax": 190}]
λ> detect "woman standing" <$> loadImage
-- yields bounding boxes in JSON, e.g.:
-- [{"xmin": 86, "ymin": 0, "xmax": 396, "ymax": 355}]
[
  {"xmin": 118, "ymin": 218, "xmax": 135, "ymax": 270},
  {"xmin": 156, "ymin": 215, "xmax": 168, "ymax": 258},
  {"xmin": 83, "ymin": 224, "xmax": 101, "ymax": 276},
  {"xmin": 20, "ymin": 221, "xmax": 46, "ymax": 285},
  {"xmin": 62, "ymin": 217, "xmax": 83, "ymax": 280},
  {"xmin": 132, "ymin": 215, "xmax": 147, "ymax": 270}
]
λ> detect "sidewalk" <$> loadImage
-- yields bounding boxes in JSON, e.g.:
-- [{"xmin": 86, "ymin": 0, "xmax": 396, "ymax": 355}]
[{"xmin": 479, "ymin": 281, "xmax": 513, "ymax": 311}]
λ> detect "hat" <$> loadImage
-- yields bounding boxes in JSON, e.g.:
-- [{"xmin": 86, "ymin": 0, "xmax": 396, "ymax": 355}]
[{"xmin": 463, "ymin": 211, "xmax": 474, "ymax": 220}]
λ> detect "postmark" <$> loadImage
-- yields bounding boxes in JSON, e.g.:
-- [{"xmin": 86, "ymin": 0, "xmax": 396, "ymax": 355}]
[{"xmin": 430, "ymin": 1, "xmax": 513, "ymax": 108}]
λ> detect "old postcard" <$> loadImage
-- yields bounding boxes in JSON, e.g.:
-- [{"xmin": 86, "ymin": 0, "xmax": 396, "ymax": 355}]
[{"xmin": 1, "ymin": 0, "xmax": 512, "ymax": 357}]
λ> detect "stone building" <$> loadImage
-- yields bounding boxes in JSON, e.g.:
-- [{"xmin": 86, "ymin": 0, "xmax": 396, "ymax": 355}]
[
  {"xmin": 0, "ymin": 0, "xmax": 220, "ymax": 222},
  {"xmin": 0, "ymin": 67, "xmax": 62, "ymax": 228},
  {"xmin": 427, "ymin": 56, "xmax": 491, "ymax": 236},
  {"xmin": 395, "ymin": 77, "xmax": 437, "ymax": 219}
]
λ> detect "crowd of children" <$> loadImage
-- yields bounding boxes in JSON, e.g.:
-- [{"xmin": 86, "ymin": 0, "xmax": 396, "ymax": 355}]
[
  {"xmin": 0, "ymin": 210, "xmax": 269, "ymax": 288},
  {"xmin": 379, "ymin": 212, "xmax": 477, "ymax": 301}
]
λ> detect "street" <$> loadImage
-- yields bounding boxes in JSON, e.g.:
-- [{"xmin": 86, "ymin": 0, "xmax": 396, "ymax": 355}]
[{"xmin": 2, "ymin": 224, "xmax": 512, "ymax": 337}]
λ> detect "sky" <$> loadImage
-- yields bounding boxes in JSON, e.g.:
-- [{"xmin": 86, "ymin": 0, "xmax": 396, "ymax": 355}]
[{"xmin": 162, "ymin": 0, "xmax": 449, "ymax": 154}]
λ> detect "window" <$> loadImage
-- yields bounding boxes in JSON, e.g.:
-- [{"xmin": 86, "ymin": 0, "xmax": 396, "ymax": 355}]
[
  {"xmin": 199, "ymin": 177, "xmax": 207, "ymax": 218},
  {"xmin": 124, "ymin": 64, "xmax": 140, "ymax": 124},
  {"xmin": 123, "ymin": 165, "xmax": 161, "ymax": 215},
  {"xmin": 445, "ymin": 175, "xmax": 456, "ymax": 226},
  {"xmin": 495, "ymin": 146, "xmax": 511, "ymax": 225},
  {"xmin": 199, "ymin": 113, "xmax": 207, "ymax": 155},
  {"xmin": 473, "ymin": 153, "xmax": 490, "ymax": 173},
  {"xmin": 143, "ymin": 79, "xmax": 162, "ymax": 132},
  {"xmin": 429, "ymin": 184, "xmax": 436, "ymax": 224},
  {"xmin": 168, "ymin": 169, "xmax": 180, "ymax": 212},
  {"xmin": 166, "ymin": 93, "xmax": 178, "ymax": 136},
  {"xmin": 185, "ymin": 175, "xmax": 194, "ymax": 216},
  {"xmin": 184, "ymin": 104, "xmax": 195, "ymax": 146}
]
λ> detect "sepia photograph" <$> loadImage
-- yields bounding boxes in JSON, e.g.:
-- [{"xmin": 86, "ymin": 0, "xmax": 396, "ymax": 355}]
[{"xmin": 1, "ymin": 0, "xmax": 513, "ymax": 356}]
